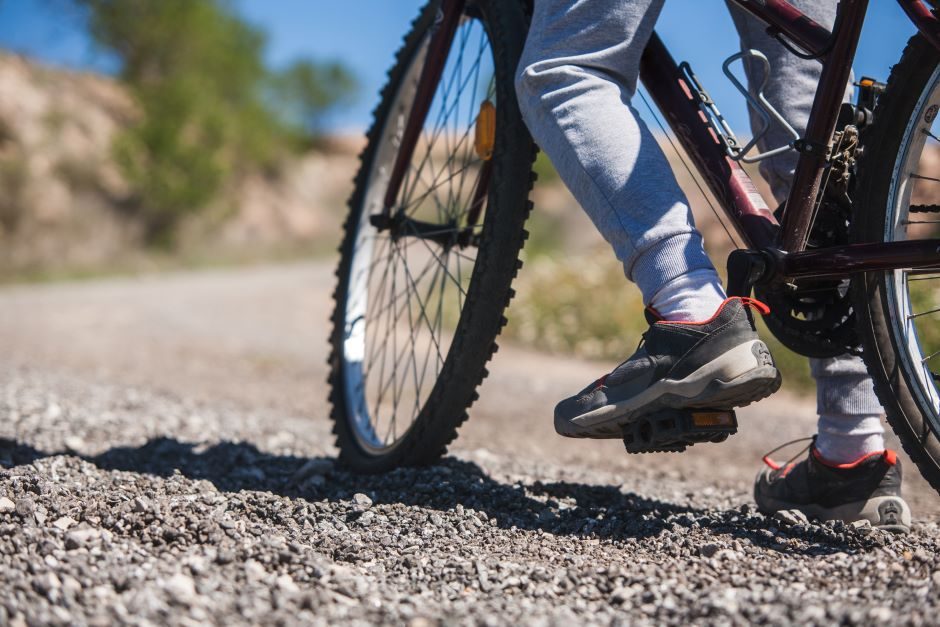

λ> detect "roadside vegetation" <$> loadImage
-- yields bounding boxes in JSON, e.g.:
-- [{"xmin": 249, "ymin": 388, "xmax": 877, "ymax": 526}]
[{"xmin": 74, "ymin": 0, "xmax": 357, "ymax": 246}]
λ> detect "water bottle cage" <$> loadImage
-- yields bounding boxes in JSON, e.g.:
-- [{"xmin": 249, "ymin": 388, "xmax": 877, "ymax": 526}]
[{"xmin": 680, "ymin": 50, "xmax": 801, "ymax": 164}]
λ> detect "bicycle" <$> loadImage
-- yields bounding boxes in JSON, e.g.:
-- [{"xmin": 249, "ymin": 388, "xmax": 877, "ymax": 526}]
[{"xmin": 327, "ymin": 0, "xmax": 940, "ymax": 494}]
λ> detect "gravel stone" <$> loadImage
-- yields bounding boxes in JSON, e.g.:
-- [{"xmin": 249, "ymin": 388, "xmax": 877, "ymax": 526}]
[
  {"xmin": 64, "ymin": 527, "xmax": 101, "ymax": 550},
  {"xmin": 774, "ymin": 509, "xmax": 810, "ymax": 526},
  {"xmin": 699, "ymin": 543, "xmax": 721, "ymax": 558},
  {"xmin": 164, "ymin": 573, "xmax": 197, "ymax": 606},
  {"xmin": 14, "ymin": 498, "xmax": 34, "ymax": 518},
  {"xmin": 351, "ymin": 493, "xmax": 373, "ymax": 512},
  {"xmin": 276, "ymin": 574, "xmax": 299, "ymax": 595},
  {"xmin": 1, "ymin": 363, "xmax": 938, "ymax": 625}
]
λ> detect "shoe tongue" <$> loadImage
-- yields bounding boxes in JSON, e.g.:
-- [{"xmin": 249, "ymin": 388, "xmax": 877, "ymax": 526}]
[{"xmin": 606, "ymin": 350, "xmax": 653, "ymax": 387}]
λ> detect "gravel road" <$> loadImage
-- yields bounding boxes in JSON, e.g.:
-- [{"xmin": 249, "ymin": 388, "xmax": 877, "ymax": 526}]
[{"xmin": 1, "ymin": 262, "xmax": 939, "ymax": 625}]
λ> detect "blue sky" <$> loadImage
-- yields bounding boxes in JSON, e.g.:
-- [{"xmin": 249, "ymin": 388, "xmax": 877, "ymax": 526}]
[{"xmin": 0, "ymin": 1, "xmax": 920, "ymax": 133}]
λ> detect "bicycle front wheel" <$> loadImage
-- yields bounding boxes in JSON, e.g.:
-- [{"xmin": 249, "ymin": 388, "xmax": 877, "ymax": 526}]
[
  {"xmin": 853, "ymin": 34, "xmax": 940, "ymax": 492},
  {"xmin": 328, "ymin": 0, "xmax": 535, "ymax": 472}
]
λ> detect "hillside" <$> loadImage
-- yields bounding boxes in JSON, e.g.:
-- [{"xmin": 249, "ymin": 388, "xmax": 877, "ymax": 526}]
[
  {"xmin": 3, "ymin": 50, "xmax": 934, "ymax": 287},
  {"xmin": 0, "ymin": 52, "xmax": 357, "ymax": 280}
]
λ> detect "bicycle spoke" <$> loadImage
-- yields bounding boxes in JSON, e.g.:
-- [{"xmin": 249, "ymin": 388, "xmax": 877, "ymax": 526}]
[
  {"xmin": 371, "ymin": 239, "xmax": 400, "ymax": 428},
  {"xmin": 417, "ymin": 258, "xmax": 449, "ymax": 397},
  {"xmin": 402, "ymin": 76, "xmax": 489, "ymax": 223},
  {"xmin": 370, "ymin": 246, "xmax": 447, "ymax": 438},
  {"xmin": 397, "ymin": 241, "xmax": 423, "ymax": 430},
  {"xmin": 393, "ymin": 242, "xmax": 447, "ymax": 360},
  {"xmin": 340, "ymin": 9, "xmax": 496, "ymax": 454},
  {"xmin": 415, "ymin": 260, "xmax": 447, "ymax": 410},
  {"xmin": 400, "ymin": 240, "xmax": 452, "ymax": 422},
  {"xmin": 922, "ymin": 348, "xmax": 940, "ymax": 363},
  {"xmin": 407, "ymin": 226, "xmax": 470, "ymax": 298},
  {"xmin": 364, "ymin": 232, "xmax": 442, "ymax": 399},
  {"xmin": 364, "ymin": 234, "xmax": 445, "ymax": 324},
  {"xmin": 909, "ymin": 306, "xmax": 940, "ymax": 320},
  {"xmin": 400, "ymin": 24, "xmax": 486, "ymax": 214},
  {"xmin": 401, "ymin": 161, "xmax": 479, "ymax": 216},
  {"xmin": 364, "ymin": 246, "xmax": 441, "ymax": 373},
  {"xmin": 418, "ymin": 122, "xmax": 484, "ymax": 221},
  {"xmin": 402, "ymin": 264, "xmax": 443, "ymax": 421},
  {"xmin": 910, "ymin": 172, "xmax": 940, "ymax": 184},
  {"xmin": 401, "ymin": 39, "xmax": 488, "ymax": 207},
  {"xmin": 399, "ymin": 22, "xmax": 472, "ymax": 211}
]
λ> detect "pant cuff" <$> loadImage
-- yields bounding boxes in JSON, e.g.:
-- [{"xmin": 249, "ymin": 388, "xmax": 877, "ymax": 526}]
[{"xmin": 628, "ymin": 232, "xmax": 716, "ymax": 304}]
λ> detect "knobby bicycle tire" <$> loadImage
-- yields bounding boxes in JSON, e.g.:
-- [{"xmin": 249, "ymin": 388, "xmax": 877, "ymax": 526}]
[
  {"xmin": 328, "ymin": 0, "xmax": 537, "ymax": 473},
  {"xmin": 853, "ymin": 33, "xmax": 940, "ymax": 492}
]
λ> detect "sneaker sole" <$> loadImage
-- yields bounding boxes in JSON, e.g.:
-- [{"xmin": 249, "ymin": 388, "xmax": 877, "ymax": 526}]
[
  {"xmin": 756, "ymin": 494, "xmax": 912, "ymax": 533},
  {"xmin": 556, "ymin": 340, "xmax": 781, "ymax": 439}
]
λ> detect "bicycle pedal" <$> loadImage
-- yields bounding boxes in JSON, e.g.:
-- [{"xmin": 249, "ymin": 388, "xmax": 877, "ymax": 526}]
[{"xmin": 622, "ymin": 408, "xmax": 738, "ymax": 454}]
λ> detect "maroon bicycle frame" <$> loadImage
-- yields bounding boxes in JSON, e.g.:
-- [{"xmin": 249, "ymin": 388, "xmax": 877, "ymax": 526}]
[
  {"xmin": 640, "ymin": 0, "xmax": 940, "ymax": 279},
  {"xmin": 384, "ymin": 0, "xmax": 940, "ymax": 282}
]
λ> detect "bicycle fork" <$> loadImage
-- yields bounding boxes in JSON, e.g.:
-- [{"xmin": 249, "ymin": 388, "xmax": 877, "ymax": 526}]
[{"xmin": 370, "ymin": 0, "xmax": 493, "ymax": 249}]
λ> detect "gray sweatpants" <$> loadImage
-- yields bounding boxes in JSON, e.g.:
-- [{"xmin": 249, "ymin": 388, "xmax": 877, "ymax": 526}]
[{"xmin": 515, "ymin": 0, "xmax": 883, "ymax": 446}]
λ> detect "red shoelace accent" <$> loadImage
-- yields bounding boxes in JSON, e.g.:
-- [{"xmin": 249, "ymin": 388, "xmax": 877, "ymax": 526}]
[
  {"xmin": 763, "ymin": 437, "xmax": 898, "ymax": 470},
  {"xmin": 762, "ymin": 436, "xmax": 814, "ymax": 471}
]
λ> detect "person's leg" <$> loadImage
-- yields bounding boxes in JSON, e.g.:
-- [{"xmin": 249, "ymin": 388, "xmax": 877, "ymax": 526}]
[
  {"xmin": 730, "ymin": 2, "xmax": 909, "ymax": 531},
  {"xmin": 728, "ymin": 0, "xmax": 886, "ymax": 464},
  {"xmin": 517, "ymin": 0, "xmax": 781, "ymax": 440},
  {"xmin": 515, "ymin": 0, "xmax": 725, "ymax": 321}
]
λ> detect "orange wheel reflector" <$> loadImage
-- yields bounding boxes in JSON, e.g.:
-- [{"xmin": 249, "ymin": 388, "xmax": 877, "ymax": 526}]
[
  {"xmin": 474, "ymin": 100, "xmax": 496, "ymax": 160},
  {"xmin": 690, "ymin": 411, "xmax": 736, "ymax": 428}
]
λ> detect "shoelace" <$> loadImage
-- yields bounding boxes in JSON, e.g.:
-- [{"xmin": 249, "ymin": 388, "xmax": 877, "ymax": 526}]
[
  {"xmin": 592, "ymin": 336, "xmax": 648, "ymax": 390},
  {"xmin": 761, "ymin": 435, "xmax": 816, "ymax": 471}
]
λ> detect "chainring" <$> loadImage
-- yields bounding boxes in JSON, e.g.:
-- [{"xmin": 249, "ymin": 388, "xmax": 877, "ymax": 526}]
[
  {"xmin": 755, "ymin": 276, "xmax": 858, "ymax": 359},
  {"xmin": 756, "ymin": 140, "xmax": 861, "ymax": 359}
]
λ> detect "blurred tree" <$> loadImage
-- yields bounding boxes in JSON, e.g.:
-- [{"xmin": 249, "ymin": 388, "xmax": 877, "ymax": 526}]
[
  {"xmin": 271, "ymin": 59, "xmax": 357, "ymax": 143},
  {"xmin": 72, "ymin": 0, "xmax": 357, "ymax": 246}
]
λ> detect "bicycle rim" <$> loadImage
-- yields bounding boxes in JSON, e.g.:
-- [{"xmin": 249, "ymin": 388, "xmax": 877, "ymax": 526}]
[
  {"xmin": 885, "ymin": 63, "xmax": 940, "ymax": 434},
  {"xmin": 341, "ymin": 11, "xmax": 497, "ymax": 455}
]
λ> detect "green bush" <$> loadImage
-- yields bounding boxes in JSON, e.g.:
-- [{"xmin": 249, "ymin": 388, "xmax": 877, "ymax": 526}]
[
  {"xmin": 74, "ymin": 0, "xmax": 357, "ymax": 246},
  {"xmin": 270, "ymin": 59, "xmax": 357, "ymax": 144}
]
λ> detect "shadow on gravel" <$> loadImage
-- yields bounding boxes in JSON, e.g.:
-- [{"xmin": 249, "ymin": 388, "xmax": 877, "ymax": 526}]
[
  {"xmin": 0, "ymin": 436, "xmax": 872, "ymax": 554},
  {"xmin": 0, "ymin": 438, "xmax": 49, "ymax": 467}
]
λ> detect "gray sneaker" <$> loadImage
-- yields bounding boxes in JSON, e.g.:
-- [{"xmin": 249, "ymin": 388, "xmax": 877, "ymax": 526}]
[
  {"xmin": 554, "ymin": 297, "xmax": 780, "ymax": 439},
  {"xmin": 755, "ymin": 439, "xmax": 912, "ymax": 533}
]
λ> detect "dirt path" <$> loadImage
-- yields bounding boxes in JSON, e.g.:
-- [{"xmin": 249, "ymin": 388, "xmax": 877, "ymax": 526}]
[{"xmin": 1, "ymin": 261, "xmax": 938, "ymax": 625}]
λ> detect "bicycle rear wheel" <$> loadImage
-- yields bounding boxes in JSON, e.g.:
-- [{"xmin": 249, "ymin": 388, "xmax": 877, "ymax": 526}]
[
  {"xmin": 853, "ymin": 34, "xmax": 940, "ymax": 492},
  {"xmin": 328, "ymin": 0, "xmax": 535, "ymax": 472}
]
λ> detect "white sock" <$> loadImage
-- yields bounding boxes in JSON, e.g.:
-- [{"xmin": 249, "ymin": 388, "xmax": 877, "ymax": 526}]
[
  {"xmin": 815, "ymin": 414, "xmax": 886, "ymax": 464},
  {"xmin": 648, "ymin": 269, "xmax": 727, "ymax": 322}
]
